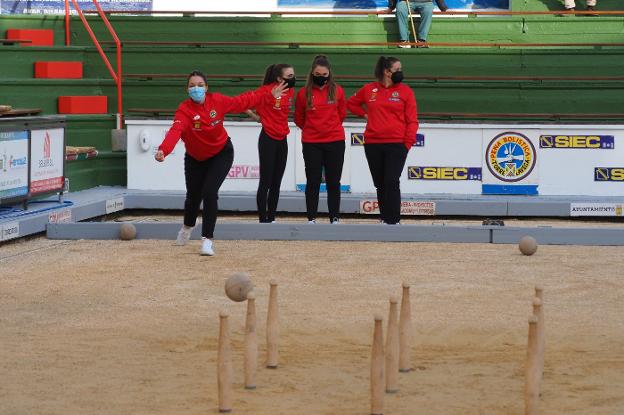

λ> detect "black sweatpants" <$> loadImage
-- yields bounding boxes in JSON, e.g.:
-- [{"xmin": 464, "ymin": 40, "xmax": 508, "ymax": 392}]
[
  {"xmin": 257, "ymin": 129, "xmax": 288, "ymax": 222},
  {"xmin": 302, "ymin": 140, "xmax": 345, "ymax": 221},
  {"xmin": 364, "ymin": 143, "xmax": 408, "ymax": 225},
  {"xmin": 183, "ymin": 139, "xmax": 234, "ymax": 238}
]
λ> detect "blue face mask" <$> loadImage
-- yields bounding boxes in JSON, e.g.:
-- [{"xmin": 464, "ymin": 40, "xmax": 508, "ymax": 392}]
[{"xmin": 188, "ymin": 86, "xmax": 206, "ymax": 103}]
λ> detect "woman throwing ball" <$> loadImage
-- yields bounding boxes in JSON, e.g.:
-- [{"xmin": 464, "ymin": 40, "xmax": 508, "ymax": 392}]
[
  {"xmin": 155, "ymin": 70, "xmax": 287, "ymax": 256},
  {"xmin": 347, "ymin": 56, "xmax": 419, "ymax": 225}
]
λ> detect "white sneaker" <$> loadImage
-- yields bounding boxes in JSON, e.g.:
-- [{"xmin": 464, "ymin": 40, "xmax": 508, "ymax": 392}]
[
  {"xmin": 200, "ymin": 238, "xmax": 215, "ymax": 256},
  {"xmin": 330, "ymin": 217, "xmax": 340, "ymax": 224},
  {"xmin": 175, "ymin": 226, "xmax": 192, "ymax": 246},
  {"xmin": 308, "ymin": 219, "xmax": 316, "ymax": 224}
]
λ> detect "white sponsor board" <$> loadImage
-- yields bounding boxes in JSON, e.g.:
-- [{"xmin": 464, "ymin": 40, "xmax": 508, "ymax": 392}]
[
  {"xmin": 30, "ymin": 128, "xmax": 65, "ymax": 195},
  {"xmin": 127, "ymin": 120, "xmax": 624, "ymax": 197},
  {"xmin": 0, "ymin": 221, "xmax": 20, "ymax": 241},
  {"xmin": 360, "ymin": 199, "xmax": 435, "ymax": 216},
  {"xmin": 126, "ymin": 120, "xmax": 297, "ymax": 192},
  {"xmin": 570, "ymin": 203, "xmax": 624, "ymax": 217},
  {"xmin": 48, "ymin": 208, "xmax": 72, "ymax": 223},
  {"xmin": 105, "ymin": 197, "xmax": 125, "ymax": 214},
  {"xmin": 0, "ymin": 130, "xmax": 29, "ymax": 200}
]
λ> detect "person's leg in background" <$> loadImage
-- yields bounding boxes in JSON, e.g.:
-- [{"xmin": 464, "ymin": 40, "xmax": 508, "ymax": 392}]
[
  {"xmin": 381, "ymin": 144, "xmax": 408, "ymax": 225},
  {"xmin": 364, "ymin": 144, "xmax": 388, "ymax": 223},
  {"xmin": 322, "ymin": 140, "xmax": 345, "ymax": 223},
  {"xmin": 395, "ymin": 1, "xmax": 412, "ymax": 47},
  {"xmin": 266, "ymin": 138, "xmax": 288, "ymax": 222},
  {"xmin": 413, "ymin": 1, "xmax": 434, "ymax": 44},
  {"xmin": 302, "ymin": 142, "xmax": 323, "ymax": 222},
  {"xmin": 257, "ymin": 130, "xmax": 278, "ymax": 223}
]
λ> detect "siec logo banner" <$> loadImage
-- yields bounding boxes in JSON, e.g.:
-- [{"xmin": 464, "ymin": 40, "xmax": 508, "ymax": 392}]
[
  {"xmin": 539, "ymin": 135, "xmax": 614, "ymax": 149},
  {"xmin": 485, "ymin": 132, "xmax": 536, "ymax": 182},
  {"xmin": 594, "ymin": 167, "xmax": 624, "ymax": 181},
  {"xmin": 351, "ymin": 133, "xmax": 424, "ymax": 147},
  {"xmin": 407, "ymin": 166, "xmax": 482, "ymax": 181}
]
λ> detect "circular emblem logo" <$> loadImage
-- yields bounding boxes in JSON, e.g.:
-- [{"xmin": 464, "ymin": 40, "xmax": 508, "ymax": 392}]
[
  {"xmin": 210, "ymin": 110, "xmax": 217, "ymax": 118},
  {"xmin": 372, "ymin": 88, "xmax": 378, "ymax": 92},
  {"xmin": 485, "ymin": 132, "xmax": 536, "ymax": 182},
  {"xmin": 392, "ymin": 91, "xmax": 399, "ymax": 97}
]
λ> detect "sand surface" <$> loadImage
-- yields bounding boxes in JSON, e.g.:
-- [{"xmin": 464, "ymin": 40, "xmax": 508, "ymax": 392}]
[{"xmin": 1, "ymin": 236, "xmax": 623, "ymax": 414}]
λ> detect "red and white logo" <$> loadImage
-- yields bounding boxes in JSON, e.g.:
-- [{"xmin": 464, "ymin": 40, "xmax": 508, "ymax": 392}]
[{"xmin": 43, "ymin": 132, "xmax": 51, "ymax": 159}]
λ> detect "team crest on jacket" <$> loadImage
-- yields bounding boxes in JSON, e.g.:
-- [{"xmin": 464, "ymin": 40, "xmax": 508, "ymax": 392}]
[
  {"xmin": 392, "ymin": 91, "xmax": 399, "ymax": 97},
  {"xmin": 370, "ymin": 88, "xmax": 378, "ymax": 102},
  {"xmin": 273, "ymin": 96, "xmax": 282, "ymax": 110},
  {"xmin": 210, "ymin": 110, "xmax": 217, "ymax": 118}
]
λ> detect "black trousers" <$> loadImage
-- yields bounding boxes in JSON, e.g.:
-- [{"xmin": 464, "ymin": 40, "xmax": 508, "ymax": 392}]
[
  {"xmin": 183, "ymin": 139, "xmax": 234, "ymax": 238},
  {"xmin": 302, "ymin": 140, "xmax": 345, "ymax": 221},
  {"xmin": 256, "ymin": 129, "xmax": 288, "ymax": 222},
  {"xmin": 364, "ymin": 143, "xmax": 408, "ymax": 225}
]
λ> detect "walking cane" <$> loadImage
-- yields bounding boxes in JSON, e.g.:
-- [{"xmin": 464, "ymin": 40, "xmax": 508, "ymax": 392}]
[{"xmin": 404, "ymin": 0, "xmax": 419, "ymax": 45}]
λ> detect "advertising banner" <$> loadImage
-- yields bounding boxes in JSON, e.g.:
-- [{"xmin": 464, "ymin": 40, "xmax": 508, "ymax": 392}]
[
  {"xmin": 0, "ymin": 221, "xmax": 20, "ymax": 241},
  {"xmin": 277, "ymin": 0, "xmax": 509, "ymax": 10},
  {"xmin": 30, "ymin": 128, "xmax": 64, "ymax": 195},
  {"xmin": 360, "ymin": 199, "xmax": 435, "ymax": 215},
  {"xmin": 1, "ymin": 0, "xmax": 152, "ymax": 15},
  {"xmin": 0, "ymin": 130, "xmax": 29, "ymax": 201},
  {"xmin": 127, "ymin": 120, "xmax": 624, "ymax": 197},
  {"xmin": 570, "ymin": 203, "xmax": 623, "ymax": 217}
]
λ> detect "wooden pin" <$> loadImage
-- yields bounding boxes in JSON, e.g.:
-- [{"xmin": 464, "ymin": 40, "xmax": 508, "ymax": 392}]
[
  {"xmin": 525, "ymin": 315, "xmax": 541, "ymax": 415},
  {"xmin": 266, "ymin": 280, "xmax": 279, "ymax": 368},
  {"xmin": 371, "ymin": 315, "xmax": 385, "ymax": 415},
  {"xmin": 399, "ymin": 282, "xmax": 412, "ymax": 372},
  {"xmin": 385, "ymin": 296, "xmax": 400, "ymax": 393},
  {"xmin": 244, "ymin": 292, "xmax": 257, "ymax": 390},
  {"xmin": 218, "ymin": 312, "xmax": 233, "ymax": 413},
  {"xmin": 534, "ymin": 286, "xmax": 545, "ymax": 380}
]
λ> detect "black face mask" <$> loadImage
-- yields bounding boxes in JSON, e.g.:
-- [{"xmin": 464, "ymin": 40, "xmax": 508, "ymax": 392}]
[
  {"xmin": 391, "ymin": 70, "xmax": 404, "ymax": 85},
  {"xmin": 284, "ymin": 77, "xmax": 296, "ymax": 89},
  {"xmin": 312, "ymin": 75, "xmax": 329, "ymax": 87}
]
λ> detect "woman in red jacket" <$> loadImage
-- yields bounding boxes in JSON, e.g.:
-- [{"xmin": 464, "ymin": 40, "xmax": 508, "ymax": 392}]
[
  {"xmin": 247, "ymin": 63, "xmax": 296, "ymax": 223},
  {"xmin": 347, "ymin": 56, "xmax": 419, "ymax": 225},
  {"xmin": 155, "ymin": 70, "xmax": 286, "ymax": 256},
  {"xmin": 294, "ymin": 55, "xmax": 347, "ymax": 224}
]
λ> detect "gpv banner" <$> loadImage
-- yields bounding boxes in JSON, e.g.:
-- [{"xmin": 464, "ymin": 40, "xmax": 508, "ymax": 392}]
[{"xmin": 1, "ymin": 0, "xmax": 152, "ymax": 15}]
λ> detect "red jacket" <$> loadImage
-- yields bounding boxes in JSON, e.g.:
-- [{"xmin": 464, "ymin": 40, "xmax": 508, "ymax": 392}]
[
  {"xmin": 347, "ymin": 82, "xmax": 419, "ymax": 149},
  {"xmin": 159, "ymin": 88, "xmax": 270, "ymax": 160},
  {"xmin": 254, "ymin": 83, "xmax": 294, "ymax": 140},
  {"xmin": 294, "ymin": 84, "xmax": 347, "ymax": 143}
]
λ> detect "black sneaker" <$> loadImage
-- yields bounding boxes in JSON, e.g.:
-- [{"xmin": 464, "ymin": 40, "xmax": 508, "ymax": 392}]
[{"xmin": 417, "ymin": 39, "xmax": 429, "ymax": 48}]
